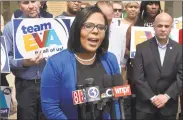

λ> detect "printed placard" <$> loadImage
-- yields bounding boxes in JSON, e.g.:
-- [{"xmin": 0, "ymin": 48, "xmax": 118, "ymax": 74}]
[
  {"xmin": 13, "ymin": 18, "xmax": 72, "ymax": 60},
  {"xmin": 173, "ymin": 17, "xmax": 182, "ymax": 29},
  {"xmin": 59, "ymin": 17, "xmax": 75, "ymax": 26},
  {"xmin": 0, "ymin": 86, "xmax": 12, "ymax": 118},
  {"xmin": 130, "ymin": 26, "xmax": 179, "ymax": 58},
  {"xmin": 1, "ymin": 36, "xmax": 10, "ymax": 73},
  {"xmin": 179, "ymin": 29, "xmax": 182, "ymax": 44}
]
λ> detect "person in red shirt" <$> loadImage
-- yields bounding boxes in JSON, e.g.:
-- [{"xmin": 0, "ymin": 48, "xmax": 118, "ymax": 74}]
[
  {"xmin": 179, "ymin": 28, "xmax": 183, "ymax": 120},
  {"xmin": 179, "ymin": 29, "xmax": 182, "ymax": 44}
]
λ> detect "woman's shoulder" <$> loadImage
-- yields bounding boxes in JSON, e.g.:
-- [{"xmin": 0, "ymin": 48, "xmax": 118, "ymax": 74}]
[
  {"xmin": 102, "ymin": 52, "xmax": 117, "ymax": 61},
  {"xmin": 48, "ymin": 49, "xmax": 73, "ymax": 62},
  {"xmin": 102, "ymin": 52, "xmax": 120, "ymax": 73}
]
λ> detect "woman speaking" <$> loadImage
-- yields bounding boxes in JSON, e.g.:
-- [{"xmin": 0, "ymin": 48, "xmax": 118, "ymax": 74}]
[{"xmin": 41, "ymin": 6, "xmax": 120, "ymax": 119}]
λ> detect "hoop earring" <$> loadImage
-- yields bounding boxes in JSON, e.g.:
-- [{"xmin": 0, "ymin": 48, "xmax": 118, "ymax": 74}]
[{"xmin": 141, "ymin": 10, "xmax": 144, "ymax": 20}]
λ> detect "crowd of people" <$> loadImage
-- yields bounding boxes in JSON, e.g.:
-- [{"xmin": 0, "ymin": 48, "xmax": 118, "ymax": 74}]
[{"xmin": 0, "ymin": 1, "xmax": 182, "ymax": 120}]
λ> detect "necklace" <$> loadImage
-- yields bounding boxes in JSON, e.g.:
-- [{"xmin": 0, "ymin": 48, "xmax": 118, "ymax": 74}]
[
  {"xmin": 144, "ymin": 20, "xmax": 154, "ymax": 27},
  {"xmin": 74, "ymin": 53, "xmax": 96, "ymax": 62}
]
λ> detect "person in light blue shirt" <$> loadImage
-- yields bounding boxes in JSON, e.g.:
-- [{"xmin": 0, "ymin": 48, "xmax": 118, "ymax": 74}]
[
  {"xmin": 41, "ymin": 6, "xmax": 121, "ymax": 119},
  {"xmin": 12, "ymin": 1, "xmax": 53, "ymax": 19},
  {"xmin": 3, "ymin": 1, "xmax": 52, "ymax": 120}
]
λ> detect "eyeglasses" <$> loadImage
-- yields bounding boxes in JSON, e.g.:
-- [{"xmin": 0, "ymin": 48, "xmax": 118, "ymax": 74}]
[
  {"xmin": 113, "ymin": 9, "xmax": 123, "ymax": 12},
  {"xmin": 83, "ymin": 22, "xmax": 107, "ymax": 32}
]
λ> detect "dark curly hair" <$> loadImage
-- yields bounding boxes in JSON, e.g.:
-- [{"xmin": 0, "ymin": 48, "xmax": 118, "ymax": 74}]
[{"xmin": 135, "ymin": 1, "xmax": 161, "ymax": 26}]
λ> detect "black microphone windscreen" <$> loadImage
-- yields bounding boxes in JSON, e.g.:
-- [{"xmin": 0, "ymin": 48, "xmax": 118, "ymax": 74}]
[
  {"xmin": 100, "ymin": 88, "xmax": 105, "ymax": 93},
  {"xmin": 112, "ymin": 74, "xmax": 123, "ymax": 86},
  {"xmin": 76, "ymin": 84, "xmax": 84, "ymax": 90},
  {"xmin": 85, "ymin": 78, "xmax": 94, "ymax": 86},
  {"xmin": 102, "ymin": 74, "xmax": 112, "ymax": 88}
]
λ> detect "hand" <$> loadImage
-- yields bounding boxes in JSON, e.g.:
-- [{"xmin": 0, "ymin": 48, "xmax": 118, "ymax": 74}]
[
  {"xmin": 151, "ymin": 94, "xmax": 168, "ymax": 108},
  {"xmin": 122, "ymin": 74, "xmax": 128, "ymax": 84},
  {"xmin": 23, "ymin": 50, "xmax": 44, "ymax": 66},
  {"xmin": 10, "ymin": 98, "xmax": 17, "ymax": 115},
  {"xmin": 45, "ymin": 55, "xmax": 50, "ymax": 61},
  {"xmin": 125, "ymin": 49, "xmax": 130, "ymax": 57},
  {"xmin": 10, "ymin": 84, "xmax": 17, "ymax": 115},
  {"xmin": 121, "ymin": 67, "xmax": 128, "ymax": 84}
]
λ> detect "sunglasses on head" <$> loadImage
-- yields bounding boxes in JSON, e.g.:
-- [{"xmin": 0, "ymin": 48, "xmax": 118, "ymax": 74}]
[{"xmin": 113, "ymin": 9, "xmax": 123, "ymax": 12}]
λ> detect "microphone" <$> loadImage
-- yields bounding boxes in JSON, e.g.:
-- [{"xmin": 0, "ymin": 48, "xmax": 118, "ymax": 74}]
[
  {"xmin": 72, "ymin": 87, "xmax": 87, "ymax": 105},
  {"xmin": 85, "ymin": 78, "xmax": 100, "ymax": 103},
  {"xmin": 75, "ymin": 85, "xmax": 87, "ymax": 120},
  {"xmin": 112, "ymin": 74, "xmax": 131, "ymax": 98},
  {"xmin": 112, "ymin": 74, "xmax": 132, "ymax": 120},
  {"xmin": 97, "ymin": 75, "xmax": 113, "ymax": 111},
  {"xmin": 101, "ymin": 75, "xmax": 113, "ymax": 99},
  {"xmin": 85, "ymin": 78, "xmax": 100, "ymax": 120},
  {"xmin": 102, "ymin": 74, "xmax": 117, "ymax": 119},
  {"xmin": 113, "ymin": 85, "xmax": 131, "ymax": 98}
]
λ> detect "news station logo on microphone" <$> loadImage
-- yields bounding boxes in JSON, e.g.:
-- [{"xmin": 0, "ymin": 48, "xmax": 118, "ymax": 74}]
[
  {"xmin": 101, "ymin": 88, "xmax": 113, "ymax": 99},
  {"xmin": 113, "ymin": 85, "xmax": 131, "ymax": 98},
  {"xmin": 86, "ymin": 86, "xmax": 100, "ymax": 102},
  {"xmin": 72, "ymin": 89, "xmax": 87, "ymax": 105}
]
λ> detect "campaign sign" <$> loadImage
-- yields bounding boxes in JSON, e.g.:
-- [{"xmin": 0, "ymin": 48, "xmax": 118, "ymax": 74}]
[
  {"xmin": 173, "ymin": 17, "xmax": 182, "ymax": 29},
  {"xmin": 0, "ymin": 86, "xmax": 12, "ymax": 118},
  {"xmin": 179, "ymin": 29, "xmax": 182, "ymax": 44},
  {"xmin": 13, "ymin": 18, "xmax": 71, "ymax": 60},
  {"xmin": 59, "ymin": 17, "xmax": 75, "ymax": 26},
  {"xmin": 130, "ymin": 26, "xmax": 179, "ymax": 58},
  {"xmin": 1, "ymin": 36, "xmax": 10, "ymax": 73}
]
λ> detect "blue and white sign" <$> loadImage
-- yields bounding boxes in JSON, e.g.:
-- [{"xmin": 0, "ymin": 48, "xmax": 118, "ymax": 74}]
[
  {"xmin": 1, "ymin": 36, "xmax": 10, "ymax": 73},
  {"xmin": 0, "ymin": 86, "xmax": 12, "ymax": 118},
  {"xmin": 13, "ymin": 18, "xmax": 72, "ymax": 60}
]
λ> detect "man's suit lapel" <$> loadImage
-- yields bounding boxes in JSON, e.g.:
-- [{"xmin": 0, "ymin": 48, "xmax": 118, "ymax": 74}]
[
  {"xmin": 150, "ymin": 37, "xmax": 162, "ymax": 72},
  {"xmin": 162, "ymin": 39, "xmax": 175, "ymax": 70}
]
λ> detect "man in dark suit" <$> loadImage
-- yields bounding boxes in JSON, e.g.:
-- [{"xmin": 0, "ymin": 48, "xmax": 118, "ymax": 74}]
[
  {"xmin": 133, "ymin": 12, "xmax": 183, "ymax": 120},
  {"xmin": 179, "ymin": 28, "xmax": 183, "ymax": 120}
]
